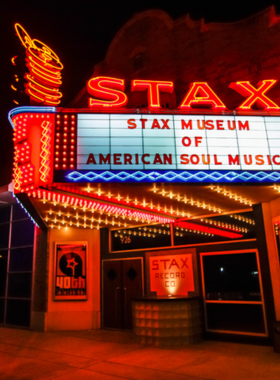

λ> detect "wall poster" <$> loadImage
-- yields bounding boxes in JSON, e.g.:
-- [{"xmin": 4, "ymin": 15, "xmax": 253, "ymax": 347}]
[{"xmin": 54, "ymin": 242, "xmax": 87, "ymax": 300}]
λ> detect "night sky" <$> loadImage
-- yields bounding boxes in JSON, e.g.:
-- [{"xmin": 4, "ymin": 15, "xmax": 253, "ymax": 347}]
[{"xmin": 0, "ymin": 0, "xmax": 279, "ymax": 187}]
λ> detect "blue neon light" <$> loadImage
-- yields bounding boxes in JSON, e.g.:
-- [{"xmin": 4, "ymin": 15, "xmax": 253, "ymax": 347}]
[
  {"xmin": 13, "ymin": 193, "xmax": 39, "ymax": 227},
  {"xmin": 8, "ymin": 106, "xmax": 56, "ymax": 128},
  {"xmin": 66, "ymin": 170, "xmax": 280, "ymax": 183}
]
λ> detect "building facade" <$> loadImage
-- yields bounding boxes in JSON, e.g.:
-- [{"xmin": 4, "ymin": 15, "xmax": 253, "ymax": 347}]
[{"xmin": 2, "ymin": 7, "xmax": 280, "ymax": 346}]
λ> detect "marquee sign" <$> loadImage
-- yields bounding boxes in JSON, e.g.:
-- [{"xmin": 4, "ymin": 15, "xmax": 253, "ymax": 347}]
[
  {"xmin": 8, "ymin": 106, "xmax": 280, "ymax": 192},
  {"xmin": 77, "ymin": 113, "xmax": 280, "ymax": 171}
]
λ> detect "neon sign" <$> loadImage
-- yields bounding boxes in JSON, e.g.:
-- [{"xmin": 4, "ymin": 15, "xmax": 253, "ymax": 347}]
[
  {"xmin": 15, "ymin": 23, "xmax": 63, "ymax": 106},
  {"xmin": 8, "ymin": 107, "xmax": 280, "ymax": 190},
  {"xmin": 87, "ymin": 76, "xmax": 280, "ymax": 111},
  {"xmin": 87, "ymin": 77, "xmax": 128, "ymax": 108},
  {"xmin": 149, "ymin": 253, "xmax": 194, "ymax": 296},
  {"xmin": 179, "ymin": 82, "xmax": 226, "ymax": 110},
  {"xmin": 12, "ymin": 112, "xmax": 55, "ymax": 193},
  {"xmin": 131, "ymin": 79, "xmax": 174, "ymax": 109},
  {"xmin": 229, "ymin": 80, "xmax": 280, "ymax": 110}
]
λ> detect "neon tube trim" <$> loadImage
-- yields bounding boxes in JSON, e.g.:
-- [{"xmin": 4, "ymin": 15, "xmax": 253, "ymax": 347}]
[
  {"xmin": 15, "ymin": 23, "xmax": 63, "ymax": 106},
  {"xmin": 131, "ymin": 79, "xmax": 174, "ymax": 108},
  {"xmin": 8, "ymin": 106, "xmax": 56, "ymax": 128},
  {"xmin": 175, "ymin": 221, "xmax": 243, "ymax": 238},
  {"xmin": 179, "ymin": 82, "xmax": 227, "ymax": 110},
  {"xmin": 13, "ymin": 193, "xmax": 39, "ymax": 227},
  {"xmin": 66, "ymin": 170, "xmax": 280, "ymax": 183},
  {"xmin": 229, "ymin": 80, "xmax": 280, "ymax": 110},
  {"xmin": 39, "ymin": 120, "xmax": 52, "ymax": 182}
]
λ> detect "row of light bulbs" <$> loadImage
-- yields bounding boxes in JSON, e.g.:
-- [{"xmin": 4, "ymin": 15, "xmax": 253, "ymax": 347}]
[
  {"xmin": 210, "ymin": 185, "xmax": 253, "ymax": 206},
  {"xmin": 115, "ymin": 232, "xmax": 157, "ymax": 238},
  {"xmin": 43, "ymin": 197, "xmax": 172, "ymax": 229},
  {"xmin": 115, "ymin": 227, "xmax": 171, "ymax": 237},
  {"xmin": 176, "ymin": 229, "xmax": 214, "ymax": 237},
  {"xmin": 84, "ymin": 183, "xmax": 254, "ymax": 217},
  {"xmin": 44, "ymin": 195, "xmax": 189, "ymax": 220},
  {"xmin": 199, "ymin": 218, "xmax": 248, "ymax": 233},
  {"xmin": 84, "ymin": 184, "xmax": 190, "ymax": 216},
  {"xmin": 229, "ymin": 214, "xmax": 255, "ymax": 225},
  {"xmin": 45, "ymin": 209, "xmax": 135, "ymax": 229},
  {"xmin": 175, "ymin": 225, "xmax": 214, "ymax": 237},
  {"xmin": 46, "ymin": 216, "xmax": 130, "ymax": 230},
  {"xmin": 114, "ymin": 225, "xmax": 214, "ymax": 239},
  {"xmin": 151, "ymin": 184, "xmax": 222, "ymax": 213}
]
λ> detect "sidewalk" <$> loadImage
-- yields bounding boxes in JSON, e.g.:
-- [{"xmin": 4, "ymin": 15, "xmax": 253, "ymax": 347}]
[{"xmin": 0, "ymin": 327, "xmax": 279, "ymax": 380}]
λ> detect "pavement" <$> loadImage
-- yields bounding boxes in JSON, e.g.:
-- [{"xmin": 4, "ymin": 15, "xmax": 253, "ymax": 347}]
[{"xmin": 0, "ymin": 327, "xmax": 280, "ymax": 380}]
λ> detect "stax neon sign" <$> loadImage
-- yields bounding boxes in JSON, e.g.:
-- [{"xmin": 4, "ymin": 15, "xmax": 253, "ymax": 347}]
[{"xmin": 87, "ymin": 77, "xmax": 280, "ymax": 111}]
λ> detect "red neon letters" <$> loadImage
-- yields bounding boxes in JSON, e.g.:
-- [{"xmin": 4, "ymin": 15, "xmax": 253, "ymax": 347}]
[
  {"xmin": 179, "ymin": 82, "xmax": 227, "ymax": 110},
  {"xmin": 87, "ymin": 77, "xmax": 128, "ymax": 107},
  {"xmin": 131, "ymin": 79, "xmax": 174, "ymax": 108},
  {"xmin": 229, "ymin": 80, "xmax": 280, "ymax": 110},
  {"xmin": 87, "ymin": 76, "xmax": 280, "ymax": 111}
]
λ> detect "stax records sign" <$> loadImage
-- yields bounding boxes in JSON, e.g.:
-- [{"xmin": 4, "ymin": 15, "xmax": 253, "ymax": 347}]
[
  {"xmin": 149, "ymin": 253, "xmax": 194, "ymax": 296},
  {"xmin": 54, "ymin": 243, "xmax": 87, "ymax": 300}
]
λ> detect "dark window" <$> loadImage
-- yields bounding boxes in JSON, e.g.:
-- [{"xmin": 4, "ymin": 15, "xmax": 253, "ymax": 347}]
[
  {"xmin": 0, "ymin": 224, "xmax": 10, "ymax": 249},
  {"xmin": 203, "ymin": 252, "xmax": 260, "ymax": 301},
  {"xmin": 12, "ymin": 203, "xmax": 29, "ymax": 221},
  {"xmin": 206, "ymin": 303, "xmax": 265, "ymax": 333},
  {"xmin": 6, "ymin": 299, "xmax": 30, "ymax": 327},
  {"xmin": 0, "ymin": 250, "xmax": 8, "ymax": 297},
  {"xmin": 7, "ymin": 273, "xmax": 32, "ymax": 298},
  {"xmin": 11, "ymin": 220, "xmax": 34, "ymax": 248},
  {"xmin": 9, "ymin": 247, "xmax": 33, "ymax": 272},
  {"xmin": 0, "ymin": 206, "xmax": 11, "ymax": 224}
]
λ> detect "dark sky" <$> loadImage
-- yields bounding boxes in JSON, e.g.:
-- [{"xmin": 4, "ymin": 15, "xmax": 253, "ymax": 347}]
[{"xmin": 0, "ymin": 0, "xmax": 279, "ymax": 186}]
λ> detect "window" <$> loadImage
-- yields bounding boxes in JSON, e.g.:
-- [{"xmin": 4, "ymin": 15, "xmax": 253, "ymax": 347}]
[{"xmin": 201, "ymin": 250, "xmax": 267, "ymax": 336}]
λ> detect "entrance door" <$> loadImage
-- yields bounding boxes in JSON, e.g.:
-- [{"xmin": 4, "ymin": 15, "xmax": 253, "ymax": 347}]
[{"xmin": 103, "ymin": 258, "xmax": 143, "ymax": 330}]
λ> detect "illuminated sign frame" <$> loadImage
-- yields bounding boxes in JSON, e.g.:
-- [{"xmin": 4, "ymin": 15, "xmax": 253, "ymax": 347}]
[
  {"xmin": 8, "ymin": 106, "xmax": 280, "ymax": 189},
  {"xmin": 149, "ymin": 252, "xmax": 195, "ymax": 296},
  {"xmin": 146, "ymin": 248, "xmax": 198, "ymax": 298}
]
